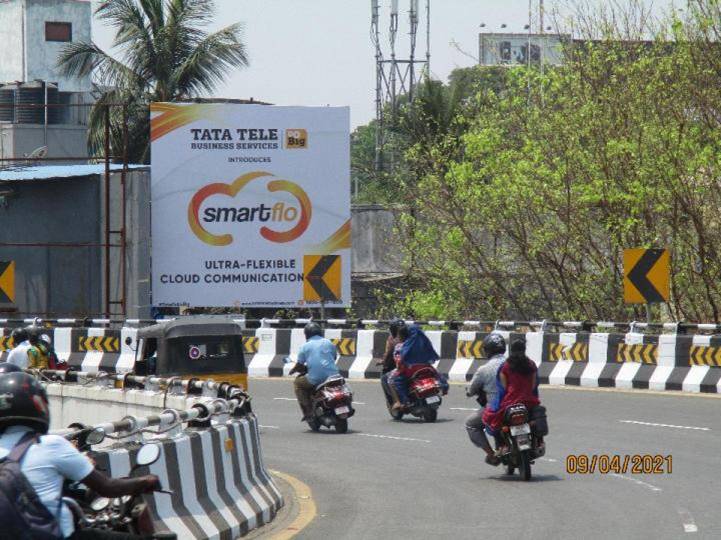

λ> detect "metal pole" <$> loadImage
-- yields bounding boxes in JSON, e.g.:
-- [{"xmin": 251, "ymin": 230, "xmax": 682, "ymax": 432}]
[
  {"xmin": 646, "ymin": 304, "xmax": 652, "ymax": 324},
  {"xmin": 121, "ymin": 105, "xmax": 129, "ymax": 317},
  {"xmin": 104, "ymin": 105, "xmax": 111, "ymax": 318},
  {"xmin": 320, "ymin": 300, "xmax": 326, "ymax": 322}
]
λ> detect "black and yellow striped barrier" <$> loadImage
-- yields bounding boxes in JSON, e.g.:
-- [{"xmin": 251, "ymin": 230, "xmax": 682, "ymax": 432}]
[
  {"xmin": 689, "ymin": 345, "xmax": 721, "ymax": 367},
  {"xmin": 0, "ymin": 336, "xmax": 14, "ymax": 351},
  {"xmin": 549, "ymin": 342, "xmax": 588, "ymax": 362},
  {"xmin": 616, "ymin": 343, "xmax": 657, "ymax": 364},
  {"xmin": 331, "ymin": 337, "xmax": 356, "ymax": 356},
  {"xmin": 78, "ymin": 336, "xmax": 120, "ymax": 353},
  {"xmin": 456, "ymin": 340, "xmax": 483, "ymax": 359},
  {"xmin": 242, "ymin": 336, "xmax": 259, "ymax": 354}
]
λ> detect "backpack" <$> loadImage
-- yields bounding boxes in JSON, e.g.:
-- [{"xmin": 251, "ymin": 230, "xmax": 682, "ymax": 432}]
[{"xmin": 0, "ymin": 432, "xmax": 63, "ymax": 540}]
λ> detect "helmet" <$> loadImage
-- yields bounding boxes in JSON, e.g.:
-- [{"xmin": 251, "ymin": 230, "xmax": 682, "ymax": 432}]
[
  {"xmin": 10, "ymin": 327, "xmax": 28, "ymax": 346},
  {"xmin": 25, "ymin": 325, "xmax": 42, "ymax": 345},
  {"xmin": 303, "ymin": 322, "xmax": 323, "ymax": 340},
  {"xmin": 0, "ymin": 362, "xmax": 23, "ymax": 375},
  {"xmin": 389, "ymin": 318, "xmax": 406, "ymax": 338},
  {"xmin": 482, "ymin": 333, "xmax": 506, "ymax": 357},
  {"xmin": 0, "ymin": 372, "xmax": 50, "ymax": 434}
]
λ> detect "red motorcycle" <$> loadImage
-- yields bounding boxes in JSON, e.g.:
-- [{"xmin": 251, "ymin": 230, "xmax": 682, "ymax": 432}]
[
  {"xmin": 386, "ymin": 365, "xmax": 443, "ymax": 423},
  {"xmin": 307, "ymin": 374, "xmax": 355, "ymax": 433}
]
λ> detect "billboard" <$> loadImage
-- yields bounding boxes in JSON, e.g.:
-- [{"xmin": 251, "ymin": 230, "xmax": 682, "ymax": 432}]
[{"xmin": 150, "ymin": 103, "xmax": 351, "ymax": 308}]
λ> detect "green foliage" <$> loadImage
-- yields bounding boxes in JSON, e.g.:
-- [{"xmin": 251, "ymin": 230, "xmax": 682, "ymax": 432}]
[
  {"xmin": 57, "ymin": 0, "xmax": 249, "ymax": 163},
  {"xmin": 360, "ymin": 2, "xmax": 721, "ymax": 321}
]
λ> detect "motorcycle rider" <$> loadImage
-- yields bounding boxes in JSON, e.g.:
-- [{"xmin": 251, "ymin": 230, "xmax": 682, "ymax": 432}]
[
  {"xmin": 0, "ymin": 371, "xmax": 160, "ymax": 539},
  {"xmin": 7, "ymin": 327, "xmax": 32, "ymax": 368},
  {"xmin": 26, "ymin": 325, "xmax": 51, "ymax": 370},
  {"xmin": 289, "ymin": 322, "xmax": 340, "ymax": 422},
  {"xmin": 483, "ymin": 338, "xmax": 543, "ymax": 453},
  {"xmin": 465, "ymin": 332, "xmax": 507, "ymax": 466},
  {"xmin": 388, "ymin": 324, "xmax": 446, "ymax": 410},
  {"xmin": 378, "ymin": 318, "xmax": 405, "ymax": 407}
]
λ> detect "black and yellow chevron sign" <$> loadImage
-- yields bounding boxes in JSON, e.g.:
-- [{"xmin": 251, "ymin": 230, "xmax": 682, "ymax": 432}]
[
  {"xmin": 78, "ymin": 336, "xmax": 119, "ymax": 353},
  {"xmin": 616, "ymin": 343, "xmax": 657, "ymax": 364},
  {"xmin": 0, "ymin": 336, "xmax": 14, "ymax": 351},
  {"xmin": 242, "ymin": 336, "xmax": 259, "ymax": 354},
  {"xmin": 549, "ymin": 342, "xmax": 588, "ymax": 362},
  {"xmin": 457, "ymin": 340, "xmax": 483, "ymax": 359},
  {"xmin": 689, "ymin": 345, "xmax": 721, "ymax": 367},
  {"xmin": 331, "ymin": 337, "xmax": 356, "ymax": 356}
]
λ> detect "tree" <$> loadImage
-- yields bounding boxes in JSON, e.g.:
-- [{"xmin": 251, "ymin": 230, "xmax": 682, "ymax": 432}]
[{"xmin": 58, "ymin": 0, "xmax": 249, "ymax": 163}]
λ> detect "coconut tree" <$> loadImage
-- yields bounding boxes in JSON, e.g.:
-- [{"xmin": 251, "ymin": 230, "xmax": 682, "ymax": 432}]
[{"xmin": 58, "ymin": 0, "xmax": 249, "ymax": 163}]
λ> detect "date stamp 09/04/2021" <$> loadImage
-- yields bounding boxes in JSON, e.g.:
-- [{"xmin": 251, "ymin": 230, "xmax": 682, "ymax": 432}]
[{"xmin": 565, "ymin": 454, "xmax": 673, "ymax": 474}]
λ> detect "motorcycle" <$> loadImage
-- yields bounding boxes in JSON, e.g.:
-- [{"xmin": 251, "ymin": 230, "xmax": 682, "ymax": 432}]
[
  {"xmin": 66, "ymin": 429, "xmax": 176, "ymax": 538},
  {"xmin": 385, "ymin": 365, "xmax": 443, "ymax": 423},
  {"xmin": 495, "ymin": 403, "xmax": 546, "ymax": 481},
  {"xmin": 288, "ymin": 360, "xmax": 355, "ymax": 433}
]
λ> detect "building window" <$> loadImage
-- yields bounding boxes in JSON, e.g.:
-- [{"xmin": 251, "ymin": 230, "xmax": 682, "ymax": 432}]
[
  {"xmin": 499, "ymin": 41, "xmax": 512, "ymax": 62},
  {"xmin": 45, "ymin": 22, "xmax": 72, "ymax": 42}
]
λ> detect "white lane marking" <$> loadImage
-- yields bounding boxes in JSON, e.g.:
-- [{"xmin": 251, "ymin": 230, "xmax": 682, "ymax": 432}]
[
  {"xmin": 619, "ymin": 420, "xmax": 710, "ymax": 431},
  {"xmin": 539, "ymin": 457, "xmax": 559, "ymax": 463},
  {"xmin": 450, "ymin": 407, "xmax": 477, "ymax": 411},
  {"xmin": 357, "ymin": 433, "xmax": 431, "ymax": 443},
  {"xmin": 609, "ymin": 473, "xmax": 662, "ymax": 492},
  {"xmin": 678, "ymin": 508, "xmax": 698, "ymax": 533},
  {"xmin": 274, "ymin": 397, "xmax": 297, "ymax": 401},
  {"xmin": 259, "ymin": 425, "xmax": 280, "ymax": 429},
  {"xmin": 353, "ymin": 401, "xmax": 366, "ymax": 405}
]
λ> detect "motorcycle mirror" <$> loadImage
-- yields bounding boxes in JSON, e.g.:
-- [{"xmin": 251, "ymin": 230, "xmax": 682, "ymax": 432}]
[
  {"xmin": 90, "ymin": 497, "xmax": 110, "ymax": 512},
  {"xmin": 136, "ymin": 443, "xmax": 161, "ymax": 467},
  {"xmin": 86, "ymin": 427, "xmax": 106, "ymax": 446}
]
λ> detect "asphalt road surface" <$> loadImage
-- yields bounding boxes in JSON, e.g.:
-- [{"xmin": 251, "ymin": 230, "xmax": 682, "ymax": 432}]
[{"xmin": 250, "ymin": 378, "xmax": 720, "ymax": 539}]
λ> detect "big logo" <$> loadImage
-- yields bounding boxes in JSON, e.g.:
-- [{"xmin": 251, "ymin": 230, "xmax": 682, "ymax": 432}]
[{"xmin": 188, "ymin": 171, "xmax": 312, "ymax": 246}]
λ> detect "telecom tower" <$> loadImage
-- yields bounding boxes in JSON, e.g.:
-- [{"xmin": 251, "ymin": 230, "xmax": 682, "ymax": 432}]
[{"xmin": 371, "ymin": 0, "xmax": 430, "ymax": 172}]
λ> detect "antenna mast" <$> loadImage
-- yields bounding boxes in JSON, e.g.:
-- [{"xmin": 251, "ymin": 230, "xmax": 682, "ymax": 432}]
[{"xmin": 371, "ymin": 0, "xmax": 430, "ymax": 172}]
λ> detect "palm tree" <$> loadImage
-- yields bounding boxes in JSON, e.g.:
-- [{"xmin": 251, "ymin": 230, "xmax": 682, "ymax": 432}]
[{"xmin": 58, "ymin": 0, "xmax": 249, "ymax": 163}]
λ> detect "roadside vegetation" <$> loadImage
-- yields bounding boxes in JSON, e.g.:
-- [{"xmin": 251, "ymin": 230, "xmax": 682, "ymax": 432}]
[{"xmin": 354, "ymin": 1, "xmax": 721, "ymax": 322}]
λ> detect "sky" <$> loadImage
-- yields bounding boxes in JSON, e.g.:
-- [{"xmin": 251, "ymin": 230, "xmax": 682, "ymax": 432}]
[{"xmin": 90, "ymin": 0, "xmax": 675, "ymax": 128}]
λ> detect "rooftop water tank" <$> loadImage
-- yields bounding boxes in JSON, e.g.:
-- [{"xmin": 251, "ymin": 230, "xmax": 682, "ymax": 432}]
[{"xmin": 0, "ymin": 83, "xmax": 15, "ymax": 123}]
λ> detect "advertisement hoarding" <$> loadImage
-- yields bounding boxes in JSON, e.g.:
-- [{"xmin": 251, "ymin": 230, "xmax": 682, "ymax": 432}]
[{"xmin": 150, "ymin": 103, "xmax": 351, "ymax": 308}]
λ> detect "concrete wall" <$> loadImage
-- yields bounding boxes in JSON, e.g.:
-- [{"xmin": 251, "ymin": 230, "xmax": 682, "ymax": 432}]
[
  {"xmin": 0, "ymin": 124, "xmax": 88, "ymax": 159},
  {"xmin": 0, "ymin": 174, "xmax": 102, "ymax": 315},
  {"xmin": 0, "ymin": 167, "xmax": 151, "ymax": 318},
  {"xmin": 351, "ymin": 204, "xmax": 402, "ymax": 274},
  {"xmin": 0, "ymin": 0, "xmax": 92, "ymax": 92},
  {"xmin": 0, "ymin": 1, "xmax": 24, "ymax": 83}
]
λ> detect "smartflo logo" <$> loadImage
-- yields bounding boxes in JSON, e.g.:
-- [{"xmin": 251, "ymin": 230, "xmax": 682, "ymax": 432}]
[{"xmin": 188, "ymin": 172, "xmax": 312, "ymax": 246}]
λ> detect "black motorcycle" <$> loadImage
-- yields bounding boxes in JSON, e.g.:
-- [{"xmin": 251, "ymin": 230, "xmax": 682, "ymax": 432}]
[{"xmin": 496, "ymin": 403, "xmax": 546, "ymax": 481}]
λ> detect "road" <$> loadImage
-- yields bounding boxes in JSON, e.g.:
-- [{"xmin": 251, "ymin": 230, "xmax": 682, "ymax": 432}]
[{"xmin": 250, "ymin": 378, "xmax": 720, "ymax": 539}]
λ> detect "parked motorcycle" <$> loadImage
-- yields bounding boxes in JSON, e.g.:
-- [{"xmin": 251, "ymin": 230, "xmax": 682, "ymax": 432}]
[
  {"xmin": 66, "ymin": 430, "xmax": 175, "ymax": 538},
  {"xmin": 495, "ymin": 403, "xmax": 546, "ymax": 481},
  {"xmin": 385, "ymin": 365, "xmax": 443, "ymax": 422}
]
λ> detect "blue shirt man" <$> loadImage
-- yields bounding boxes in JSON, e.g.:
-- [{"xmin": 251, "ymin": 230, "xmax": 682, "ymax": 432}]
[{"xmin": 297, "ymin": 335, "xmax": 339, "ymax": 386}]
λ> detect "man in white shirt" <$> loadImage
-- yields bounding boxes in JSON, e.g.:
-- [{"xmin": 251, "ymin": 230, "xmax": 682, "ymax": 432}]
[
  {"xmin": 0, "ymin": 371, "xmax": 160, "ymax": 539},
  {"xmin": 7, "ymin": 327, "xmax": 32, "ymax": 368}
]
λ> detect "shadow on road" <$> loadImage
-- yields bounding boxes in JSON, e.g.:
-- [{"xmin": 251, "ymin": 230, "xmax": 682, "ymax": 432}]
[{"xmin": 487, "ymin": 474, "xmax": 564, "ymax": 483}]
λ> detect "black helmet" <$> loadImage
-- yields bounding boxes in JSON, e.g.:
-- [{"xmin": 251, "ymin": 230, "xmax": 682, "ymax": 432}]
[
  {"xmin": 389, "ymin": 318, "xmax": 406, "ymax": 338},
  {"xmin": 26, "ymin": 325, "xmax": 42, "ymax": 345},
  {"xmin": 0, "ymin": 372, "xmax": 50, "ymax": 434},
  {"xmin": 303, "ymin": 322, "xmax": 323, "ymax": 340},
  {"xmin": 482, "ymin": 333, "xmax": 506, "ymax": 357},
  {"xmin": 10, "ymin": 327, "xmax": 28, "ymax": 346},
  {"xmin": 0, "ymin": 362, "xmax": 23, "ymax": 375}
]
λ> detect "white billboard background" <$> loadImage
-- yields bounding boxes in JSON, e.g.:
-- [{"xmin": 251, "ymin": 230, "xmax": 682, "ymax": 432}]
[{"xmin": 150, "ymin": 104, "xmax": 351, "ymax": 307}]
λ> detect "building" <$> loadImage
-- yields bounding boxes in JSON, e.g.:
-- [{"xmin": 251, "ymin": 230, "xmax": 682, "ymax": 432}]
[
  {"xmin": 0, "ymin": 0, "xmax": 92, "ymax": 161},
  {"xmin": 478, "ymin": 32, "xmax": 567, "ymax": 67},
  {"xmin": 0, "ymin": 164, "xmax": 151, "ymax": 318}
]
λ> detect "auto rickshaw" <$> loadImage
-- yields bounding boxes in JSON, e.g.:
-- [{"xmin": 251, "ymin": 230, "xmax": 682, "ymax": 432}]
[{"xmin": 131, "ymin": 316, "xmax": 248, "ymax": 389}]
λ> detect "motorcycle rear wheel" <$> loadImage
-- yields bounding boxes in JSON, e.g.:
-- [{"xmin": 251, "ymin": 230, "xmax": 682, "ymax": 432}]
[
  {"xmin": 335, "ymin": 419, "xmax": 348, "ymax": 433},
  {"xmin": 422, "ymin": 408, "xmax": 438, "ymax": 423},
  {"xmin": 519, "ymin": 451, "xmax": 532, "ymax": 481}
]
